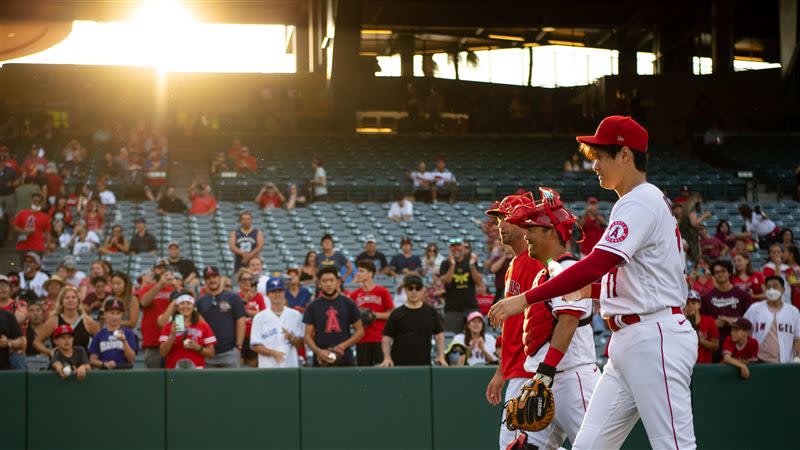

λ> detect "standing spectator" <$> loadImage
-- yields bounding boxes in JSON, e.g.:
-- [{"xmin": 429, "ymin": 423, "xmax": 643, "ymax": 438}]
[
  {"xmin": 49, "ymin": 324, "xmax": 90, "ymax": 380},
  {"xmin": 309, "ymin": 158, "xmax": 328, "ymax": 202},
  {"xmin": 701, "ymin": 259, "xmax": 752, "ymax": 362},
  {"xmin": 166, "ymin": 241, "xmax": 199, "ymax": 289},
  {"xmin": 137, "ymin": 261, "xmax": 176, "ymax": 368},
  {"xmin": 95, "ymin": 179, "xmax": 116, "ymax": 207},
  {"xmin": 247, "ymin": 256, "xmax": 269, "ymax": 296},
  {"xmin": 285, "ymin": 268, "xmax": 311, "ymax": 311},
  {"xmin": 99, "ymin": 225, "xmax": 130, "ymax": 255},
  {"xmin": 721, "ymin": 318, "xmax": 759, "ymax": 379},
  {"xmin": 679, "ymin": 193, "xmax": 710, "ymax": 263},
  {"xmin": 781, "ymin": 229, "xmax": 795, "ymax": 248},
  {"xmin": 41, "ymin": 276, "xmax": 64, "ymax": 314},
  {"xmin": 228, "ymin": 211, "xmax": 264, "ymax": 274},
  {"xmin": 0, "ymin": 147, "xmax": 18, "ymax": 243},
  {"xmin": 783, "ymin": 245, "xmax": 800, "ymax": 307},
  {"xmin": 129, "ymin": 217, "xmax": 158, "ymax": 255},
  {"xmin": 82, "ymin": 200, "xmax": 104, "ymax": 234},
  {"xmin": 355, "ymin": 235, "xmax": 389, "ymax": 274},
  {"xmin": 1, "ymin": 273, "xmax": 29, "ymax": 328},
  {"xmin": 439, "ymin": 238, "xmax": 482, "ymax": 332},
  {"xmin": 388, "ymin": 237, "xmax": 424, "ymax": 276},
  {"xmin": 211, "ymin": 152, "xmax": 230, "ymax": 177},
  {"xmin": 451, "ymin": 311, "xmax": 496, "ymax": 366},
  {"xmin": 285, "ymin": 183, "xmax": 306, "ymax": 210},
  {"xmin": 300, "ymin": 251, "xmax": 317, "ymax": 287},
  {"xmin": 87, "ymin": 298, "xmax": 137, "ymax": 370},
  {"xmin": 739, "ymin": 204, "xmax": 780, "ymax": 248},
  {"xmin": 485, "ymin": 239, "xmax": 511, "ymax": 301},
  {"xmin": 302, "ymin": 267, "xmax": 364, "ymax": 366},
  {"xmin": 14, "ymin": 175, "xmax": 41, "ymax": 213},
  {"xmin": 159, "ymin": 291, "xmax": 216, "ymax": 369},
  {"xmin": 409, "ymin": 161, "xmax": 433, "ymax": 203},
  {"xmin": 732, "ymin": 253, "xmax": 766, "ymax": 301},
  {"xmin": 33, "ymin": 286, "xmax": 100, "ymax": 356},
  {"xmin": 430, "ymin": 157, "xmax": 456, "ymax": 202},
  {"xmin": 380, "ymin": 274, "xmax": 447, "ymax": 367},
  {"xmin": 157, "ymin": 186, "xmax": 187, "ymax": 215},
  {"xmin": 19, "ymin": 252, "xmax": 49, "ymax": 298},
  {"xmin": 196, "ymin": 266, "xmax": 245, "ymax": 368},
  {"xmin": 388, "ymin": 194, "xmax": 414, "ymax": 222},
  {"xmin": 698, "ymin": 225, "xmax": 729, "ymax": 260},
  {"xmin": 76, "ymin": 259, "xmax": 106, "ymax": 298},
  {"xmin": 683, "ymin": 290, "xmax": 719, "ymax": 364},
  {"xmin": 350, "ymin": 261, "xmax": 394, "ymax": 367},
  {"xmin": 255, "ymin": 182, "xmax": 285, "ymax": 210},
  {"xmin": 68, "ymin": 224, "xmax": 100, "ymax": 256},
  {"xmin": 110, "ymin": 271, "xmax": 140, "ymax": 329},
  {"xmin": 48, "ymin": 196, "xmax": 73, "ymax": 228},
  {"xmin": 579, "ymin": 197, "xmax": 606, "ymax": 256},
  {"xmin": 250, "ymin": 277, "xmax": 305, "ymax": 368},
  {"xmin": 236, "ymin": 269, "xmax": 266, "ymax": 367},
  {"xmin": 563, "ymin": 153, "xmax": 583, "ymax": 172},
  {"xmin": 82, "ymin": 276, "xmax": 110, "ymax": 315},
  {"xmin": 714, "ymin": 220, "xmax": 737, "ymax": 249},
  {"xmin": 744, "ymin": 276, "xmax": 800, "ymax": 363},
  {"xmin": 317, "ymin": 234, "xmax": 353, "ymax": 281},
  {"xmin": 422, "ymin": 243, "xmax": 444, "ymax": 279},
  {"xmin": 0, "ymin": 275, "xmax": 25, "ymax": 370},
  {"xmin": 25, "ymin": 301, "xmax": 48, "ymax": 356},
  {"xmin": 188, "ymin": 179, "xmax": 217, "ymax": 215},
  {"xmin": 234, "ymin": 146, "xmax": 257, "ymax": 173},
  {"xmin": 763, "ymin": 244, "xmax": 792, "ymax": 304},
  {"xmin": 13, "ymin": 192, "xmax": 50, "ymax": 261},
  {"xmin": 43, "ymin": 163, "xmax": 64, "ymax": 203}
]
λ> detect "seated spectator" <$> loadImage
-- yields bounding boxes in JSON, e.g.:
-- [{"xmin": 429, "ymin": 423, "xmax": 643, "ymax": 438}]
[
  {"xmin": 351, "ymin": 261, "xmax": 395, "ymax": 367},
  {"xmin": 285, "ymin": 267, "xmax": 311, "ymax": 311},
  {"xmin": 25, "ymin": 301, "xmax": 49, "ymax": 356},
  {"xmin": 110, "ymin": 271, "xmax": 140, "ymax": 329},
  {"xmin": 389, "ymin": 237, "xmax": 424, "ymax": 276},
  {"xmin": 157, "ymin": 186, "xmax": 187, "ymax": 215},
  {"xmin": 763, "ymin": 244, "xmax": 791, "ymax": 304},
  {"xmin": 303, "ymin": 267, "xmax": 364, "ymax": 367},
  {"xmin": 430, "ymin": 157, "xmax": 456, "ymax": 202},
  {"xmin": 255, "ymin": 182, "xmax": 285, "ymax": 210},
  {"xmin": 701, "ymin": 259, "xmax": 752, "ymax": 362},
  {"xmin": 388, "ymin": 194, "xmax": 414, "ymax": 223},
  {"xmin": 317, "ymin": 234, "xmax": 353, "ymax": 281},
  {"xmin": 699, "ymin": 225, "xmax": 729, "ymax": 260},
  {"xmin": 49, "ymin": 324, "xmax": 90, "ymax": 380},
  {"xmin": 69, "ymin": 224, "xmax": 100, "ymax": 256},
  {"xmin": 88, "ymin": 298, "xmax": 137, "ymax": 370},
  {"xmin": 210, "ymin": 152, "xmax": 230, "ymax": 177},
  {"xmin": 76, "ymin": 259, "xmax": 107, "ymax": 298},
  {"xmin": 445, "ymin": 341, "xmax": 468, "ymax": 366},
  {"xmin": 732, "ymin": 253, "xmax": 765, "ymax": 301},
  {"xmin": 83, "ymin": 276, "xmax": 110, "ymax": 315},
  {"xmin": 309, "ymin": 158, "xmax": 328, "ymax": 202},
  {"xmin": 130, "ymin": 217, "xmax": 157, "ymax": 255},
  {"xmin": 19, "ymin": 252, "xmax": 48, "ymax": 298},
  {"xmin": 781, "ymin": 229, "xmax": 795, "ymax": 248},
  {"xmin": 196, "ymin": 266, "xmax": 245, "ymax": 368},
  {"xmin": 579, "ymin": 197, "xmax": 606, "ymax": 256},
  {"xmin": 188, "ymin": 179, "xmax": 217, "ymax": 215},
  {"xmin": 300, "ymin": 251, "xmax": 317, "ymax": 287},
  {"xmin": 409, "ymin": 161, "xmax": 433, "ymax": 203},
  {"xmin": 744, "ymin": 276, "xmax": 800, "ymax": 363},
  {"xmin": 229, "ymin": 211, "xmax": 264, "ymax": 274},
  {"xmin": 234, "ymin": 146, "xmax": 257, "ymax": 173},
  {"xmin": 143, "ymin": 150, "xmax": 168, "ymax": 201},
  {"xmin": 13, "ymin": 193, "xmax": 50, "ymax": 263},
  {"xmin": 99, "ymin": 225, "xmax": 130, "ymax": 255},
  {"xmin": 739, "ymin": 204, "xmax": 780, "ymax": 247},
  {"xmin": 683, "ymin": 290, "xmax": 719, "ymax": 364},
  {"xmin": 563, "ymin": 153, "xmax": 583, "ymax": 172},
  {"xmin": 48, "ymin": 196, "xmax": 73, "ymax": 227},
  {"xmin": 285, "ymin": 183, "xmax": 306, "ymax": 210},
  {"xmin": 451, "ymin": 311, "xmax": 496, "ymax": 366},
  {"xmin": 422, "ymin": 243, "xmax": 444, "ymax": 284},
  {"xmin": 355, "ymin": 235, "xmax": 389, "ymax": 274},
  {"xmin": 82, "ymin": 200, "xmax": 104, "ymax": 234},
  {"xmin": 714, "ymin": 220, "xmax": 737, "ymax": 249},
  {"xmin": 236, "ymin": 269, "xmax": 266, "ymax": 367},
  {"xmin": 48, "ymin": 220, "xmax": 70, "ymax": 252},
  {"xmin": 721, "ymin": 318, "xmax": 758, "ymax": 379},
  {"xmin": 673, "ymin": 185, "xmax": 690, "ymax": 205},
  {"xmin": 166, "ymin": 241, "xmax": 199, "ymax": 289},
  {"xmin": 159, "ymin": 291, "xmax": 216, "ymax": 369},
  {"xmin": 381, "ymin": 274, "xmax": 446, "ymax": 367},
  {"xmin": 95, "ymin": 179, "xmax": 116, "ymax": 207},
  {"xmin": 250, "ymin": 277, "xmax": 304, "ymax": 368}
]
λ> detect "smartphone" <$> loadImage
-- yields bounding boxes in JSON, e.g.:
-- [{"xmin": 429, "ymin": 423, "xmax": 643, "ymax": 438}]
[{"xmin": 175, "ymin": 315, "xmax": 185, "ymax": 333}]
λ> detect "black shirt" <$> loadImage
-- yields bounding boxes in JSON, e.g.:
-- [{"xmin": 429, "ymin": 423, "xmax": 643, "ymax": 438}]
[
  {"xmin": 130, "ymin": 231, "xmax": 158, "ymax": 254},
  {"xmin": 0, "ymin": 310, "xmax": 22, "ymax": 370},
  {"xmin": 302, "ymin": 294, "xmax": 361, "ymax": 365},
  {"xmin": 49, "ymin": 346, "xmax": 89, "ymax": 370},
  {"xmin": 168, "ymin": 258, "xmax": 198, "ymax": 280},
  {"xmin": 196, "ymin": 291, "xmax": 245, "ymax": 353},
  {"xmin": 0, "ymin": 166, "xmax": 18, "ymax": 196},
  {"xmin": 158, "ymin": 196, "xmax": 187, "ymax": 214},
  {"xmin": 390, "ymin": 254, "xmax": 423, "ymax": 274},
  {"xmin": 382, "ymin": 304, "xmax": 443, "ymax": 366},
  {"xmin": 439, "ymin": 258, "xmax": 478, "ymax": 312},
  {"xmin": 356, "ymin": 251, "xmax": 388, "ymax": 272}
]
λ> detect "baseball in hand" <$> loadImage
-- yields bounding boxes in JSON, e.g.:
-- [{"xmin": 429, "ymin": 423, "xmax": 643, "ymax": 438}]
[
  {"xmin": 328, "ymin": 352, "xmax": 337, "ymax": 362},
  {"xmin": 183, "ymin": 339, "xmax": 193, "ymax": 349},
  {"xmin": 63, "ymin": 365, "xmax": 73, "ymax": 377}
]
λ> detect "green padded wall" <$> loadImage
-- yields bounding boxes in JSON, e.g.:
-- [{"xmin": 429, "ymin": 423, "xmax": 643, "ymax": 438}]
[
  {"xmin": 166, "ymin": 368, "xmax": 300, "ymax": 450},
  {"xmin": 431, "ymin": 366, "xmax": 502, "ymax": 450},
  {"xmin": 300, "ymin": 367, "xmax": 432, "ymax": 450},
  {"xmin": 1, "ymin": 371, "xmax": 26, "ymax": 450},
  {"xmin": 26, "ymin": 370, "xmax": 165, "ymax": 450}
]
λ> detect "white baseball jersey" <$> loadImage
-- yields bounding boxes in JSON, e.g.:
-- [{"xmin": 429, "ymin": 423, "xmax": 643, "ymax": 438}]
[
  {"xmin": 249, "ymin": 307, "xmax": 304, "ymax": 368},
  {"xmin": 594, "ymin": 183, "xmax": 687, "ymax": 316},
  {"xmin": 525, "ymin": 259, "xmax": 596, "ymax": 373},
  {"xmin": 744, "ymin": 301, "xmax": 800, "ymax": 363}
]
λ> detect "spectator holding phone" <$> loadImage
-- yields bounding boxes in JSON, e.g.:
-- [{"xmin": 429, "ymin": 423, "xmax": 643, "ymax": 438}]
[
  {"xmin": 138, "ymin": 259, "xmax": 176, "ymax": 368},
  {"xmin": 255, "ymin": 182, "xmax": 285, "ymax": 210},
  {"xmin": 88, "ymin": 298, "xmax": 137, "ymax": 370},
  {"xmin": 159, "ymin": 291, "xmax": 216, "ymax": 369},
  {"xmin": 188, "ymin": 179, "xmax": 217, "ymax": 216}
]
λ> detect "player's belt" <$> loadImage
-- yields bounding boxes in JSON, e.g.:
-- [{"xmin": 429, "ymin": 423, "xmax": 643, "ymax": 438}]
[{"xmin": 605, "ymin": 307, "xmax": 682, "ymax": 332}]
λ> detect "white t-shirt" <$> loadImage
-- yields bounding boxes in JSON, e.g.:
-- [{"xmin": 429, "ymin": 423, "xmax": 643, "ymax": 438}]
[
  {"xmin": 410, "ymin": 171, "xmax": 433, "ymax": 188},
  {"xmin": 249, "ymin": 307, "xmax": 304, "ymax": 368},
  {"xmin": 746, "ymin": 212, "xmax": 776, "ymax": 237},
  {"xmin": 451, "ymin": 333, "xmax": 496, "ymax": 366},
  {"xmin": 594, "ymin": 183, "xmax": 687, "ymax": 316},
  {"xmin": 314, "ymin": 167, "xmax": 328, "ymax": 196},
  {"xmin": 72, "ymin": 231, "xmax": 100, "ymax": 256},
  {"xmin": 430, "ymin": 170, "xmax": 455, "ymax": 188},
  {"xmin": 388, "ymin": 201, "xmax": 413, "ymax": 220},
  {"xmin": 98, "ymin": 189, "xmax": 117, "ymax": 206},
  {"xmin": 744, "ymin": 301, "xmax": 800, "ymax": 363},
  {"xmin": 20, "ymin": 271, "xmax": 50, "ymax": 298}
]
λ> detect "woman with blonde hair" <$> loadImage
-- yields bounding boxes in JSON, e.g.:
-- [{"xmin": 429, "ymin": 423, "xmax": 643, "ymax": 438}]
[{"xmin": 33, "ymin": 286, "xmax": 100, "ymax": 357}]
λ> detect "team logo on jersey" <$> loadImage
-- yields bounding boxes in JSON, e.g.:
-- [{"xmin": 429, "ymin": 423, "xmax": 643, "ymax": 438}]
[{"xmin": 605, "ymin": 221, "xmax": 629, "ymax": 243}]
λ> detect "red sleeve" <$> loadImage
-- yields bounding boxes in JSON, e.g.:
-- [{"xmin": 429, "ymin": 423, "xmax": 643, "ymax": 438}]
[
  {"xmin": 555, "ymin": 309, "xmax": 583, "ymax": 319},
  {"xmin": 14, "ymin": 211, "xmax": 24, "ymax": 228},
  {"xmin": 745, "ymin": 338, "xmax": 759, "ymax": 360},
  {"xmin": 721, "ymin": 336, "xmax": 734, "ymax": 355},
  {"xmin": 763, "ymin": 267, "xmax": 775, "ymax": 277},
  {"xmin": 705, "ymin": 317, "xmax": 719, "ymax": 338},
  {"xmin": 159, "ymin": 322, "xmax": 173, "ymax": 342},
  {"xmin": 256, "ymin": 294, "xmax": 266, "ymax": 310},
  {"xmin": 202, "ymin": 322, "xmax": 217, "ymax": 345},
  {"xmin": 524, "ymin": 248, "xmax": 623, "ymax": 305}
]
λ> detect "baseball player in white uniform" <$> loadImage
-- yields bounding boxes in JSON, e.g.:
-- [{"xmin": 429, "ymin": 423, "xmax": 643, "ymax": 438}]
[
  {"xmin": 505, "ymin": 188, "xmax": 600, "ymax": 450},
  {"xmin": 490, "ymin": 116, "xmax": 698, "ymax": 449},
  {"xmin": 250, "ymin": 277, "xmax": 305, "ymax": 368},
  {"xmin": 744, "ymin": 275, "xmax": 800, "ymax": 363}
]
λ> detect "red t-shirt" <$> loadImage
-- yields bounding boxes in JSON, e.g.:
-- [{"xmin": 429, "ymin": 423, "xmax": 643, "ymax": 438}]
[
  {"xmin": 159, "ymin": 320, "xmax": 216, "ymax": 369},
  {"xmin": 732, "ymin": 272, "xmax": 765, "ymax": 297},
  {"xmin": 138, "ymin": 284, "xmax": 175, "ymax": 347},
  {"xmin": 350, "ymin": 285, "xmax": 394, "ymax": 343},
  {"xmin": 694, "ymin": 315, "xmax": 719, "ymax": 364},
  {"xmin": 14, "ymin": 210, "xmax": 51, "ymax": 252},
  {"xmin": 501, "ymin": 253, "xmax": 542, "ymax": 380},
  {"xmin": 189, "ymin": 194, "xmax": 217, "ymax": 215},
  {"xmin": 48, "ymin": 207, "xmax": 73, "ymax": 226},
  {"xmin": 722, "ymin": 335, "xmax": 759, "ymax": 362},
  {"xmin": 699, "ymin": 237, "xmax": 727, "ymax": 260},
  {"xmin": 239, "ymin": 292, "xmax": 266, "ymax": 338},
  {"xmin": 476, "ymin": 294, "xmax": 494, "ymax": 316},
  {"xmin": 580, "ymin": 214, "xmax": 605, "ymax": 256},
  {"xmin": 691, "ymin": 277, "xmax": 715, "ymax": 296},
  {"xmin": 84, "ymin": 212, "xmax": 104, "ymax": 232},
  {"xmin": 258, "ymin": 193, "xmax": 283, "ymax": 209},
  {"xmin": 45, "ymin": 173, "xmax": 64, "ymax": 197}
]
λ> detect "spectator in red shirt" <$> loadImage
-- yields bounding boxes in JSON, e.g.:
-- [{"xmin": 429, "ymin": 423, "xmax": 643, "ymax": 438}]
[
  {"xmin": 43, "ymin": 162, "xmax": 64, "ymax": 203},
  {"xmin": 188, "ymin": 179, "xmax": 217, "ymax": 216},
  {"xmin": 698, "ymin": 225, "xmax": 729, "ymax": 260},
  {"xmin": 579, "ymin": 196, "xmax": 606, "ymax": 256},
  {"xmin": 21, "ymin": 145, "xmax": 47, "ymax": 176},
  {"xmin": 721, "ymin": 317, "xmax": 758, "ymax": 379},
  {"xmin": 701, "ymin": 259, "xmax": 752, "ymax": 362},
  {"xmin": 159, "ymin": 291, "xmax": 216, "ymax": 369},
  {"xmin": 255, "ymin": 182, "xmax": 285, "ymax": 210},
  {"xmin": 714, "ymin": 220, "xmax": 737, "ymax": 249},
  {"xmin": 689, "ymin": 258, "xmax": 714, "ymax": 295},
  {"xmin": 237, "ymin": 269, "xmax": 266, "ymax": 367},
  {"xmin": 350, "ymin": 261, "xmax": 395, "ymax": 367},
  {"xmin": 138, "ymin": 260, "xmax": 177, "ymax": 368},
  {"xmin": 235, "ymin": 146, "xmax": 257, "ymax": 173},
  {"xmin": 13, "ymin": 193, "xmax": 50, "ymax": 262},
  {"xmin": 683, "ymin": 290, "xmax": 719, "ymax": 364},
  {"xmin": 732, "ymin": 252, "xmax": 765, "ymax": 301}
]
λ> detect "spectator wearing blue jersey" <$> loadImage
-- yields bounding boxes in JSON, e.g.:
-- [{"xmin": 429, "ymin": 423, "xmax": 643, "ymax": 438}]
[
  {"xmin": 389, "ymin": 237, "xmax": 424, "ymax": 276},
  {"xmin": 88, "ymin": 298, "xmax": 138, "ymax": 370},
  {"xmin": 229, "ymin": 211, "xmax": 265, "ymax": 275},
  {"xmin": 285, "ymin": 268, "xmax": 312, "ymax": 311}
]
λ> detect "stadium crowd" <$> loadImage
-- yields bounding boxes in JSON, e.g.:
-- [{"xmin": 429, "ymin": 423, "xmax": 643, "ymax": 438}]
[{"xmin": 1, "ymin": 135, "xmax": 799, "ymax": 380}]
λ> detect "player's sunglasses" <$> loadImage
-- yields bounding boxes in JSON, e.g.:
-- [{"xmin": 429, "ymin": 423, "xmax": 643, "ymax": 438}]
[{"xmin": 406, "ymin": 285, "xmax": 424, "ymax": 291}]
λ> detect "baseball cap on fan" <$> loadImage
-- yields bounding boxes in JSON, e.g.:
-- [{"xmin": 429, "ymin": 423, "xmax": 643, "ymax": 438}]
[{"xmin": 576, "ymin": 115, "xmax": 649, "ymax": 153}]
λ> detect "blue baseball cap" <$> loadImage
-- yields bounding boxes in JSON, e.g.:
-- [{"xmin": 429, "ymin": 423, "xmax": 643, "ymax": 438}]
[{"xmin": 265, "ymin": 277, "xmax": 285, "ymax": 292}]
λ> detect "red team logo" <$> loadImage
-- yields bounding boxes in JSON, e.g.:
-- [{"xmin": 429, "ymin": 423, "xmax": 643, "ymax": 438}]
[
  {"xmin": 605, "ymin": 221, "xmax": 629, "ymax": 243},
  {"xmin": 325, "ymin": 307, "xmax": 341, "ymax": 333}
]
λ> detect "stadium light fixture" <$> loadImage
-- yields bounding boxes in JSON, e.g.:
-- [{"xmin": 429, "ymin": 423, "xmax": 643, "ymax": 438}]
[
  {"xmin": 359, "ymin": 51, "xmax": 378, "ymax": 56},
  {"xmin": 548, "ymin": 40, "xmax": 585, "ymax": 47},
  {"xmin": 467, "ymin": 46, "xmax": 495, "ymax": 52},
  {"xmin": 355, "ymin": 127, "xmax": 393, "ymax": 134},
  {"xmin": 734, "ymin": 56, "xmax": 764, "ymax": 62},
  {"xmin": 523, "ymin": 42, "xmax": 540, "ymax": 47},
  {"xmin": 488, "ymin": 34, "xmax": 525, "ymax": 42},
  {"xmin": 362, "ymin": 29, "xmax": 393, "ymax": 35},
  {"xmin": 541, "ymin": 27, "xmax": 557, "ymax": 32}
]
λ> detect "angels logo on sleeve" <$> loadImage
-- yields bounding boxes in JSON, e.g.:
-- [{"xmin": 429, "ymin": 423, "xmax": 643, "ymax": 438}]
[{"xmin": 605, "ymin": 221, "xmax": 629, "ymax": 243}]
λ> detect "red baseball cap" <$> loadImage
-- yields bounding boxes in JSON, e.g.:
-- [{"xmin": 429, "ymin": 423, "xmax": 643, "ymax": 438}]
[
  {"xmin": 485, "ymin": 192, "xmax": 535, "ymax": 217},
  {"xmin": 506, "ymin": 187, "xmax": 583, "ymax": 243},
  {"xmin": 52, "ymin": 324, "xmax": 74, "ymax": 339},
  {"xmin": 576, "ymin": 115, "xmax": 649, "ymax": 153}
]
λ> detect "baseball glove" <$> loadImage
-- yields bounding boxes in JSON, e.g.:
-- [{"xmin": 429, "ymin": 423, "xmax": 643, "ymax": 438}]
[
  {"xmin": 360, "ymin": 308, "xmax": 376, "ymax": 327},
  {"xmin": 504, "ymin": 363, "xmax": 556, "ymax": 432}
]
